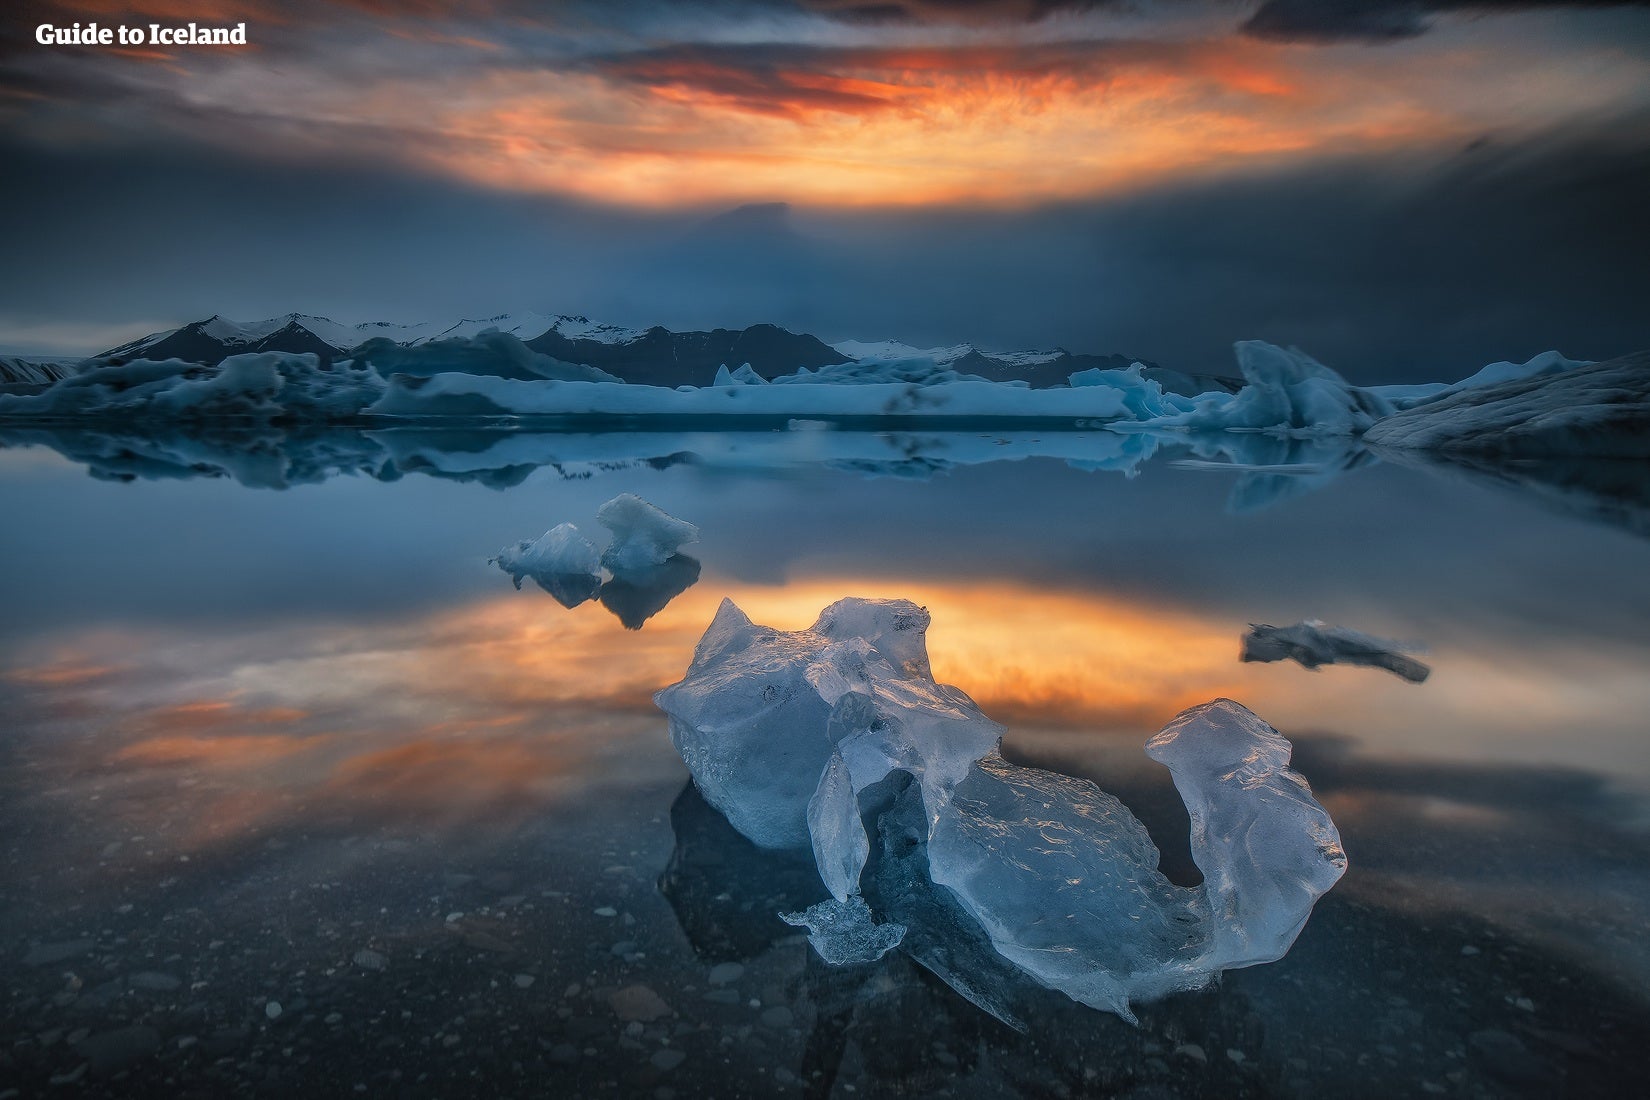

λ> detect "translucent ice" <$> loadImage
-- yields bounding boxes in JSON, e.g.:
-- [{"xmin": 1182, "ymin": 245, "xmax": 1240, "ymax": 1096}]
[
  {"xmin": 1140, "ymin": 341, "xmax": 1395, "ymax": 437},
  {"xmin": 653, "ymin": 598, "xmax": 998, "ymax": 851},
  {"xmin": 1242, "ymin": 619, "xmax": 1430, "ymax": 683},
  {"xmin": 493, "ymin": 523, "xmax": 602, "ymax": 607},
  {"xmin": 656, "ymin": 597, "xmax": 1347, "ymax": 1024},
  {"xmin": 596, "ymin": 494, "xmax": 700, "ymax": 574}
]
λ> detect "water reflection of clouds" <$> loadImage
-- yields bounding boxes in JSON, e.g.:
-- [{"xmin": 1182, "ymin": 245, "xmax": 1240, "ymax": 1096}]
[
  {"xmin": 7, "ymin": 573, "xmax": 1650, "ymax": 1012},
  {"xmin": 7, "ymin": 576, "xmax": 1649, "ymax": 863}
]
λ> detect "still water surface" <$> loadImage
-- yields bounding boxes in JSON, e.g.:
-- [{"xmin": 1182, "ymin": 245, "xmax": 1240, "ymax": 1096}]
[{"xmin": 2, "ymin": 428, "xmax": 1648, "ymax": 1097}]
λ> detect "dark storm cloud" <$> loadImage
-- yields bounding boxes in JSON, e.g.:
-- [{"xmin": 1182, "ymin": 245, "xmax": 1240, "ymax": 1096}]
[
  {"xmin": 1242, "ymin": 0, "xmax": 1650, "ymax": 42},
  {"xmin": 791, "ymin": 0, "xmax": 1118, "ymax": 22},
  {"xmin": 1, "ymin": 110, "xmax": 1646, "ymax": 381}
]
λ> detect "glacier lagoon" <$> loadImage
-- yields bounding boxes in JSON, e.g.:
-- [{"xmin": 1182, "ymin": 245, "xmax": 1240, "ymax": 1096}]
[{"xmin": 2, "ymin": 425, "xmax": 1650, "ymax": 1097}]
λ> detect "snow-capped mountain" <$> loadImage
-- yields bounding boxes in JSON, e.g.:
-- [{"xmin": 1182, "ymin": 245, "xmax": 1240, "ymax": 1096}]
[
  {"xmin": 89, "ymin": 311, "xmax": 1232, "ymax": 392},
  {"xmin": 95, "ymin": 312, "xmax": 850, "ymax": 387}
]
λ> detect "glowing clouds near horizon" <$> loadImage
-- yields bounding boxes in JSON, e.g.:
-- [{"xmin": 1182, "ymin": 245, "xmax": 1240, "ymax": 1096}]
[{"xmin": 6, "ymin": 6, "xmax": 1646, "ymax": 208}]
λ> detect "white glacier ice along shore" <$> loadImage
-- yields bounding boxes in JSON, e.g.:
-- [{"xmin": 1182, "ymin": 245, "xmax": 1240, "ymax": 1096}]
[
  {"xmin": 0, "ymin": 331, "xmax": 1602, "ymax": 443},
  {"xmin": 2, "ymin": 330, "xmax": 1616, "ymax": 455},
  {"xmin": 654, "ymin": 597, "xmax": 1347, "ymax": 1024}
]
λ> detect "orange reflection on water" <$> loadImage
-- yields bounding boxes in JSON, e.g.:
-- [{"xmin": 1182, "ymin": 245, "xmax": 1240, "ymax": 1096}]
[
  {"xmin": 706, "ymin": 580, "xmax": 1246, "ymax": 731},
  {"xmin": 12, "ymin": 571, "xmax": 1646, "ymax": 860}
]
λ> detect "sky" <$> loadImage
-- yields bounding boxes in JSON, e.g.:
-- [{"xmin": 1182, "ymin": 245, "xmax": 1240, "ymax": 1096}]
[{"xmin": 1, "ymin": 0, "xmax": 1648, "ymax": 381}]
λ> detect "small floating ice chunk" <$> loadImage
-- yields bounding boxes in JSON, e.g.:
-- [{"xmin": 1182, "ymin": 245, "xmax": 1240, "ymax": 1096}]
[
  {"xmin": 495, "ymin": 522, "xmax": 601, "ymax": 578},
  {"xmin": 492, "ymin": 522, "xmax": 602, "ymax": 606},
  {"xmin": 596, "ymin": 493, "xmax": 700, "ymax": 574},
  {"xmin": 1241, "ymin": 619, "xmax": 1430, "ymax": 683}
]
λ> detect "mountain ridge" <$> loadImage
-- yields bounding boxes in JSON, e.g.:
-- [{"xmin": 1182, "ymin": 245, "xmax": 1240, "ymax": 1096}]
[{"xmin": 89, "ymin": 312, "xmax": 1238, "ymax": 393}]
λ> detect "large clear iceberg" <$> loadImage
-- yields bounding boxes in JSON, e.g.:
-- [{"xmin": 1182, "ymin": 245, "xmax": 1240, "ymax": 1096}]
[{"xmin": 655, "ymin": 597, "xmax": 1346, "ymax": 1023}]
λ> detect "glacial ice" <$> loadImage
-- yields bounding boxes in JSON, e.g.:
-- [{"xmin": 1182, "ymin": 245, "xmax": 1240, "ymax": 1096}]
[
  {"xmin": 1241, "ymin": 620, "xmax": 1431, "ymax": 683},
  {"xmin": 493, "ymin": 497, "xmax": 702, "ymax": 622},
  {"xmin": 493, "ymin": 523, "xmax": 603, "ymax": 607},
  {"xmin": 1362, "ymin": 352, "xmax": 1650, "ymax": 457},
  {"xmin": 712, "ymin": 363, "xmax": 769, "ymax": 386},
  {"xmin": 655, "ymin": 597, "xmax": 1346, "ymax": 1023},
  {"xmin": 596, "ymin": 493, "xmax": 700, "ymax": 574},
  {"xmin": 1138, "ymin": 341, "xmax": 1394, "ymax": 437},
  {"xmin": 779, "ymin": 896, "xmax": 906, "ymax": 965},
  {"xmin": 0, "ymin": 353, "xmax": 386, "ymax": 422}
]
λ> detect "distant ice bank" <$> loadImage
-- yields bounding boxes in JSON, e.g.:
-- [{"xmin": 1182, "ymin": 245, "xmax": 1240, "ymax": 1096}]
[{"xmin": 4, "ymin": 325, "xmax": 1635, "ymax": 448}]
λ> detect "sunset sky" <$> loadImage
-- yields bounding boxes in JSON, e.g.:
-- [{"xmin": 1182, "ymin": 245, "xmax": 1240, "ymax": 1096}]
[{"xmin": 2, "ymin": 1, "xmax": 1647, "ymax": 379}]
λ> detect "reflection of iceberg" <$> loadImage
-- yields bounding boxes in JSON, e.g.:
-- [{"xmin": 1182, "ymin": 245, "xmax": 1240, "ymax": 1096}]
[
  {"xmin": 1374, "ymin": 448, "xmax": 1650, "ymax": 541},
  {"xmin": 655, "ymin": 598, "xmax": 1346, "ymax": 1024},
  {"xmin": 1169, "ymin": 433, "xmax": 1378, "ymax": 513},
  {"xmin": 599, "ymin": 554, "xmax": 701, "ymax": 629},
  {"xmin": 1242, "ymin": 620, "xmax": 1430, "ymax": 683}
]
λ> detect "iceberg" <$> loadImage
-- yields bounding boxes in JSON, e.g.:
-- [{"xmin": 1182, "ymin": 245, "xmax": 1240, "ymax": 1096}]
[
  {"xmin": 492, "ymin": 523, "xmax": 603, "ymax": 607},
  {"xmin": 0, "ymin": 352, "xmax": 387, "ymax": 422},
  {"xmin": 1362, "ymin": 352, "xmax": 1650, "ymax": 457},
  {"xmin": 655, "ymin": 598, "xmax": 1346, "ymax": 1023},
  {"xmin": 596, "ymin": 493, "xmax": 700, "ymax": 574},
  {"xmin": 493, "ymin": 497, "xmax": 702, "ymax": 623},
  {"xmin": 598, "ymin": 554, "xmax": 701, "ymax": 629},
  {"xmin": 1138, "ymin": 341, "xmax": 1394, "ymax": 437},
  {"xmin": 1241, "ymin": 620, "xmax": 1430, "ymax": 683},
  {"xmin": 711, "ymin": 363, "xmax": 768, "ymax": 386}
]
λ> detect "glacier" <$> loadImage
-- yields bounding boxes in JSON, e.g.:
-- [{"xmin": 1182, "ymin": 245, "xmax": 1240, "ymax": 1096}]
[
  {"xmin": 5, "ymin": 329, "xmax": 1636, "ymax": 481},
  {"xmin": 655, "ymin": 597, "xmax": 1346, "ymax": 1024},
  {"xmin": 0, "ymin": 353, "xmax": 386, "ymax": 422},
  {"xmin": 1241, "ymin": 620, "xmax": 1431, "ymax": 683}
]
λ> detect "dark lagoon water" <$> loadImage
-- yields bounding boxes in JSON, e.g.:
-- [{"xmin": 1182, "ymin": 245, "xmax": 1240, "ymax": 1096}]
[{"xmin": 2, "ymin": 424, "xmax": 1649, "ymax": 1098}]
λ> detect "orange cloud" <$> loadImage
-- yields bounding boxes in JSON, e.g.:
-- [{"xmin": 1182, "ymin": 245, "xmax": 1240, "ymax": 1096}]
[
  {"xmin": 11, "ymin": 4, "xmax": 1644, "ymax": 208},
  {"xmin": 403, "ymin": 36, "xmax": 1477, "ymax": 206},
  {"xmin": 19, "ymin": 572, "xmax": 1650, "ymax": 859},
  {"xmin": 3, "ymin": 660, "xmax": 128, "ymax": 687}
]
